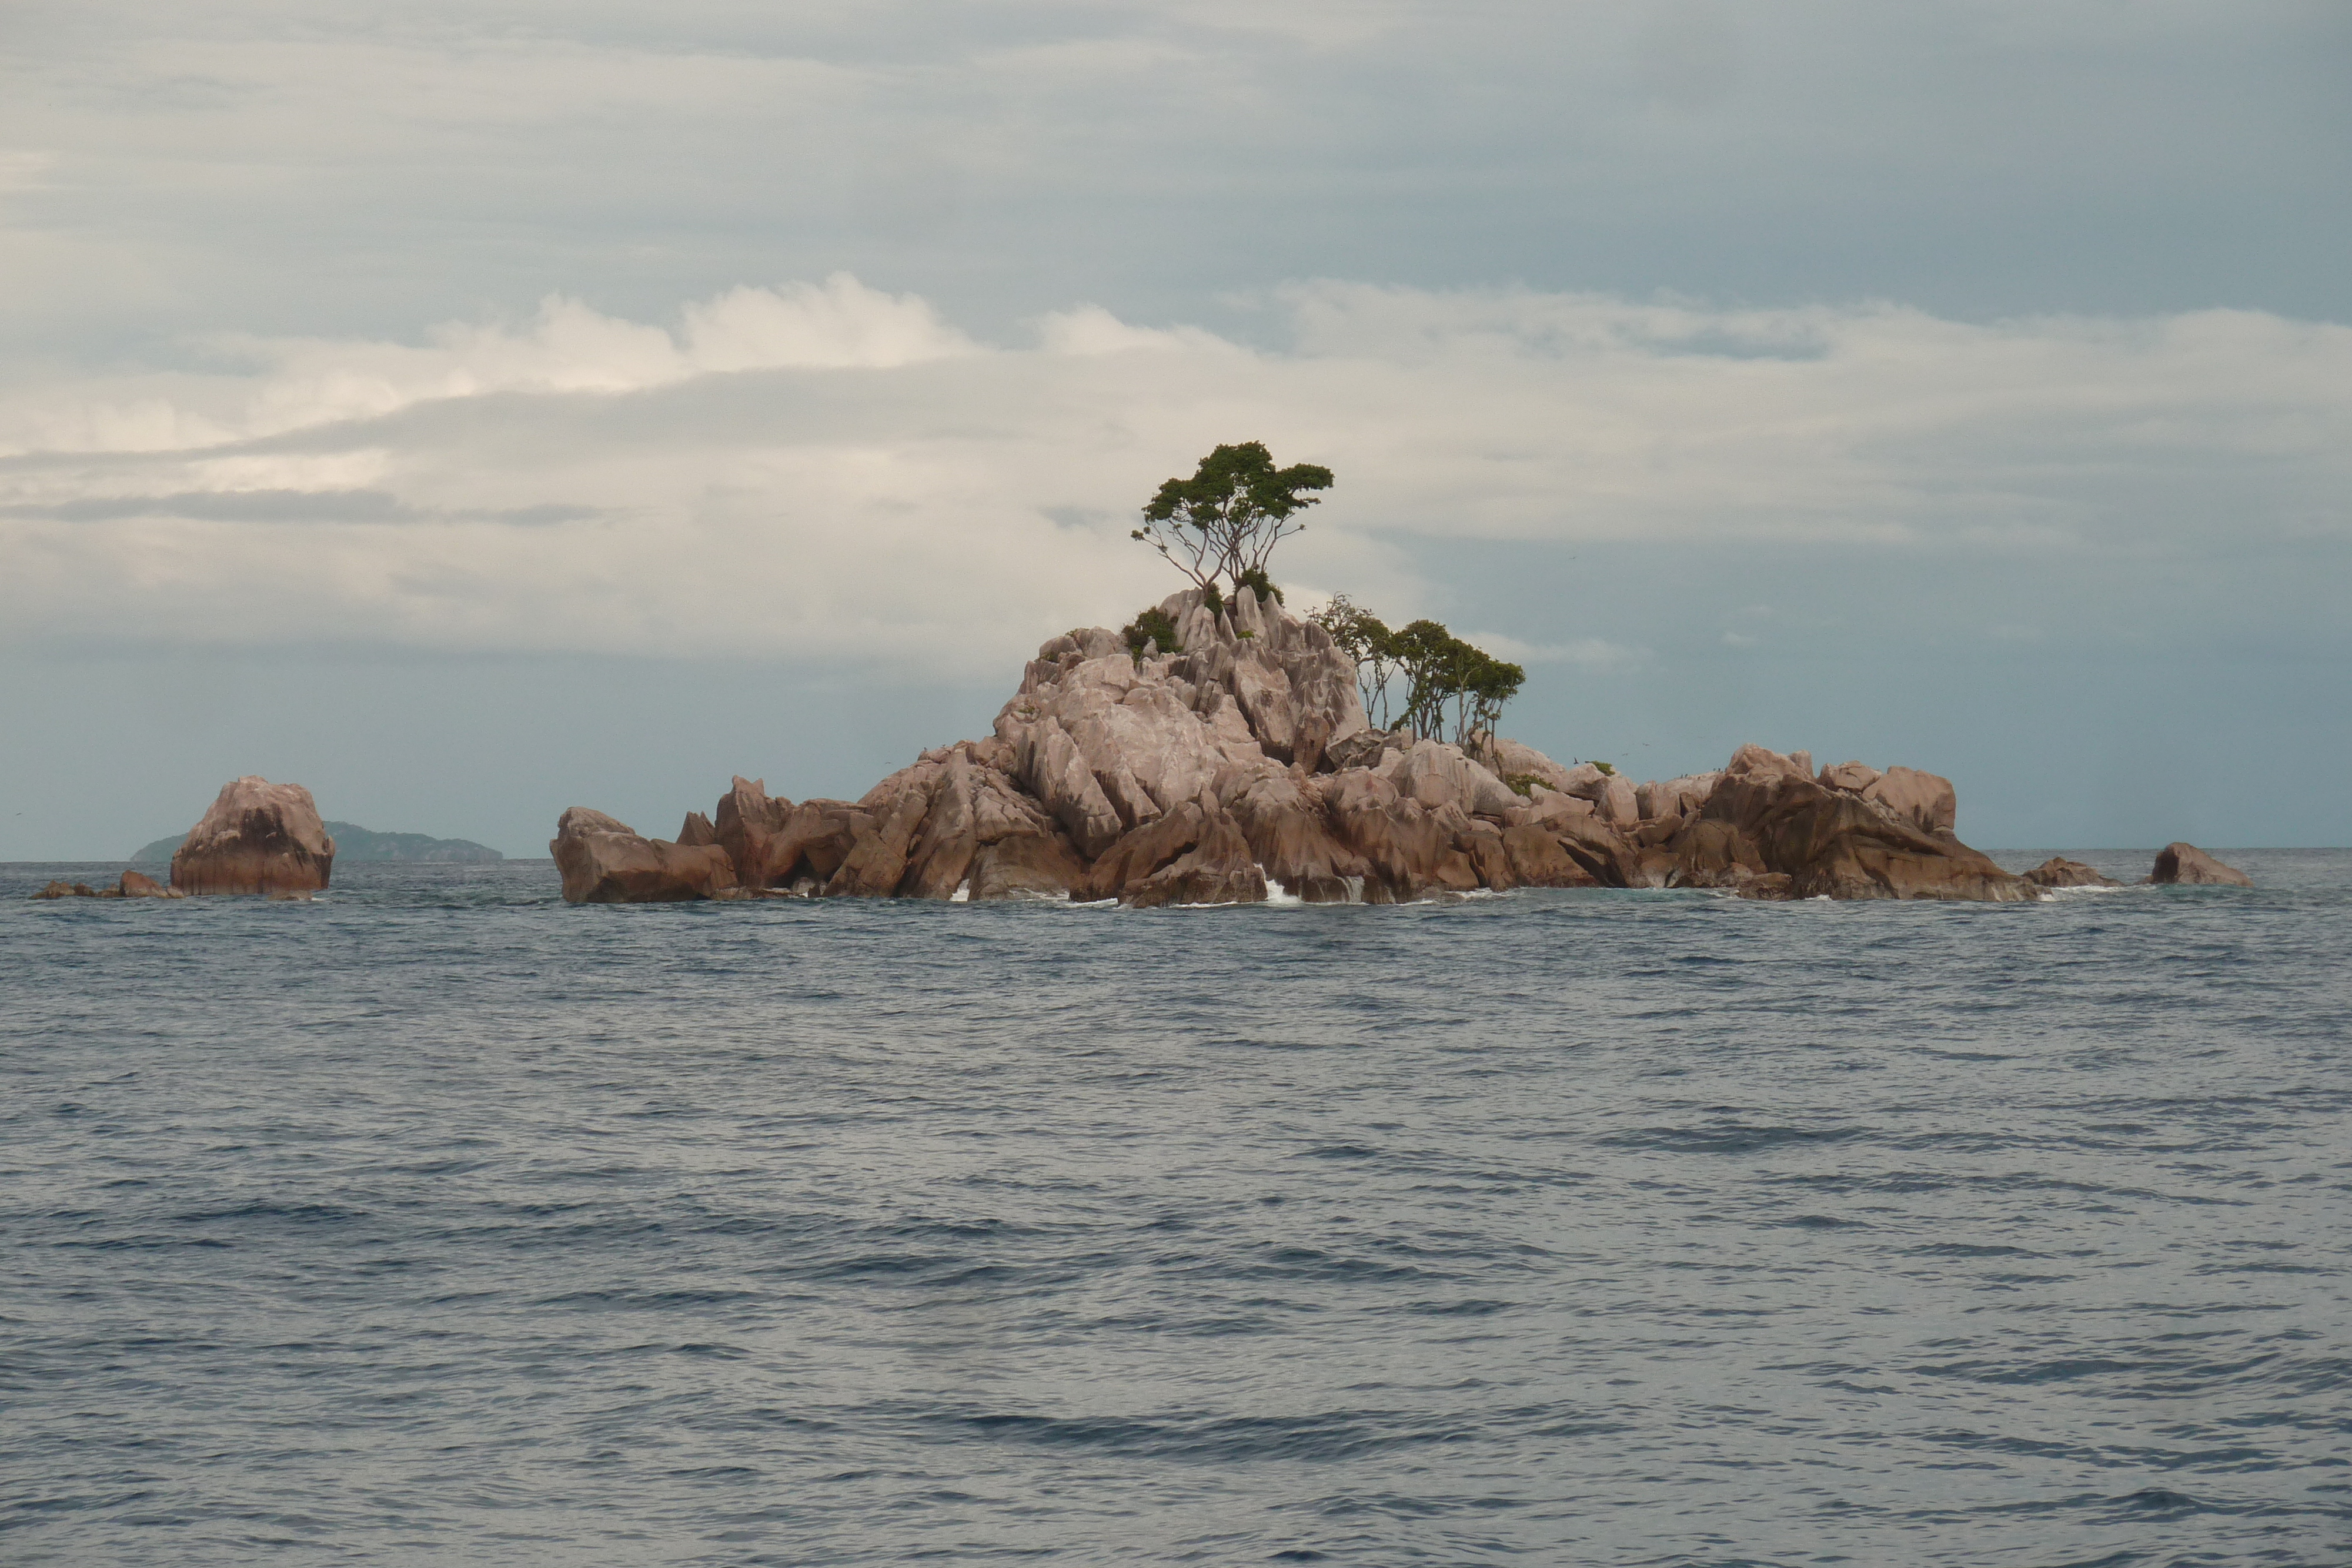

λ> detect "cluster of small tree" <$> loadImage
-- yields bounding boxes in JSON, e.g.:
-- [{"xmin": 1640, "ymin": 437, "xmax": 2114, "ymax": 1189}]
[
  {"xmin": 1128, "ymin": 442, "xmax": 1527, "ymax": 754},
  {"xmin": 1311, "ymin": 596, "xmax": 1525, "ymax": 755}
]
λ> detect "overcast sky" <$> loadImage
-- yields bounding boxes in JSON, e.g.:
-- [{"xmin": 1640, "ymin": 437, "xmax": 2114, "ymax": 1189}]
[{"xmin": 4, "ymin": 1, "xmax": 2347, "ymax": 857}]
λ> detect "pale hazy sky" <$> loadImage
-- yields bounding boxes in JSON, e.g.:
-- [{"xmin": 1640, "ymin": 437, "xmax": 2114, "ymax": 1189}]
[{"xmin": 4, "ymin": 1, "xmax": 2347, "ymax": 855}]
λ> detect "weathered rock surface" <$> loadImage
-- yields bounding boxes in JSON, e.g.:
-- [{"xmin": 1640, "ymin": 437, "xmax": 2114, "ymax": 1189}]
[
  {"xmin": 1817, "ymin": 761, "xmax": 1882, "ymax": 793},
  {"xmin": 1380, "ymin": 738, "xmax": 1524, "ymax": 820},
  {"xmin": 1484, "ymin": 736, "xmax": 1578, "ymax": 795},
  {"xmin": 1124, "ymin": 814, "xmax": 1269, "ymax": 908},
  {"xmin": 1636, "ymin": 772, "xmax": 1719, "ymax": 826},
  {"xmin": 1661, "ymin": 745, "xmax": 2033, "ymax": 902},
  {"xmin": 713, "ymin": 776, "xmax": 791, "ymax": 887},
  {"xmin": 1861, "ymin": 765, "xmax": 1958, "ymax": 836},
  {"xmin": 2147, "ymin": 842, "xmax": 2253, "ymax": 887},
  {"xmin": 547, "ymin": 587, "xmax": 2070, "ymax": 910},
  {"xmin": 170, "ymin": 777, "xmax": 336, "ymax": 897},
  {"xmin": 550, "ymin": 807, "xmax": 739, "ymax": 902},
  {"xmin": 1499, "ymin": 824, "xmax": 1601, "ymax": 887},
  {"xmin": 2024, "ymin": 856, "xmax": 2121, "ymax": 889},
  {"xmin": 1227, "ymin": 773, "xmax": 1368, "ymax": 902},
  {"xmin": 769, "ymin": 801, "xmax": 875, "ymax": 890}
]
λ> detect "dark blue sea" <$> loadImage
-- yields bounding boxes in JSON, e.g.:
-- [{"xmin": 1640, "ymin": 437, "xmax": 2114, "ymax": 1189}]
[{"xmin": 5, "ymin": 852, "xmax": 2348, "ymax": 1567}]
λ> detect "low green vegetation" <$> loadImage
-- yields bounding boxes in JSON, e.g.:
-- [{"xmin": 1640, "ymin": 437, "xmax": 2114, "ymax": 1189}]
[{"xmin": 1122, "ymin": 606, "xmax": 1182, "ymax": 664}]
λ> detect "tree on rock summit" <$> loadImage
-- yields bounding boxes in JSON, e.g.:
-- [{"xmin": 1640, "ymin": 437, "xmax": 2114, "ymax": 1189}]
[{"xmin": 1132, "ymin": 441, "xmax": 1332, "ymax": 601}]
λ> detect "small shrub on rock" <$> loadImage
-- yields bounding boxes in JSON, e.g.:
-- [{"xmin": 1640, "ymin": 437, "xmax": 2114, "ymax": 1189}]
[
  {"xmin": 1235, "ymin": 566, "xmax": 1284, "ymax": 605},
  {"xmin": 1122, "ymin": 607, "xmax": 1183, "ymax": 664}
]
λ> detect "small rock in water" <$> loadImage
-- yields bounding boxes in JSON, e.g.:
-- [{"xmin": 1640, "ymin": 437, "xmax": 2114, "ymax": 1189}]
[
  {"xmin": 2024, "ymin": 857, "xmax": 2121, "ymax": 889},
  {"xmin": 169, "ymin": 777, "xmax": 336, "ymax": 897},
  {"xmin": 2146, "ymin": 842, "xmax": 2253, "ymax": 887}
]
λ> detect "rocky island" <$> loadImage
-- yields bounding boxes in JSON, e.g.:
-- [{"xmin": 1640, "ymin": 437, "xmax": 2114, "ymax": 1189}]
[
  {"xmin": 37, "ymin": 443, "xmax": 2251, "ymax": 909},
  {"xmin": 553, "ymin": 582, "xmax": 2197, "ymax": 907},
  {"xmin": 169, "ymin": 777, "xmax": 337, "ymax": 897},
  {"xmin": 38, "ymin": 777, "xmax": 337, "ymax": 900}
]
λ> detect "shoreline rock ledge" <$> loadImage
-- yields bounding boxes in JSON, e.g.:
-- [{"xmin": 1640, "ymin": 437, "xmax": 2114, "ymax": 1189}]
[{"xmin": 553, "ymin": 588, "xmax": 2053, "ymax": 907}]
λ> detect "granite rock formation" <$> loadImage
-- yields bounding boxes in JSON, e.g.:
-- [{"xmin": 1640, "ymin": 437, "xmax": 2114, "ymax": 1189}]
[
  {"xmin": 1649, "ymin": 744, "xmax": 2033, "ymax": 902},
  {"xmin": 2024, "ymin": 857, "xmax": 2122, "ymax": 889},
  {"xmin": 32, "ymin": 871, "xmax": 186, "ymax": 900},
  {"xmin": 169, "ymin": 777, "xmax": 336, "ymax": 897},
  {"xmin": 550, "ymin": 808, "xmax": 741, "ymax": 902},
  {"xmin": 550, "ymin": 588, "xmax": 2054, "ymax": 908},
  {"xmin": 2147, "ymin": 842, "xmax": 2253, "ymax": 887}
]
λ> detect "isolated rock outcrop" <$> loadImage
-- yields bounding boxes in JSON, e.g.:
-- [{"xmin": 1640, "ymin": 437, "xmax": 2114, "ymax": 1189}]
[
  {"xmin": 2147, "ymin": 842, "xmax": 2253, "ymax": 887},
  {"xmin": 2024, "ymin": 856, "xmax": 2121, "ymax": 889},
  {"xmin": 550, "ymin": 808, "xmax": 739, "ymax": 902},
  {"xmin": 1658, "ymin": 744, "xmax": 2034, "ymax": 902},
  {"xmin": 548, "ymin": 587, "xmax": 2070, "ymax": 909},
  {"xmin": 169, "ymin": 777, "xmax": 336, "ymax": 897}
]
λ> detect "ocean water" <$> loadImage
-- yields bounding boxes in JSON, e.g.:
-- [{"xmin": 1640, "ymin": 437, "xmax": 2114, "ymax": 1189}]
[{"xmin": 4, "ymin": 851, "xmax": 2347, "ymax": 1567}]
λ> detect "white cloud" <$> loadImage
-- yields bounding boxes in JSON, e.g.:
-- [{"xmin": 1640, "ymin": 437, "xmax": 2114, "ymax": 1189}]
[
  {"xmin": 0, "ymin": 278, "xmax": 2344, "ymax": 672},
  {"xmin": 682, "ymin": 275, "xmax": 977, "ymax": 372},
  {"xmin": 1458, "ymin": 631, "xmax": 1646, "ymax": 671},
  {"xmin": 0, "ymin": 275, "xmax": 972, "ymax": 456}
]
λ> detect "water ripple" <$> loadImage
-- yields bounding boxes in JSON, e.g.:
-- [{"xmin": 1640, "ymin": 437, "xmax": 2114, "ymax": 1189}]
[{"xmin": 2, "ymin": 851, "xmax": 2347, "ymax": 1564}]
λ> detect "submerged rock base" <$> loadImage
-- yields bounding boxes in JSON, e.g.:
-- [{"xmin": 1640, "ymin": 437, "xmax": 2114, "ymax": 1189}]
[{"xmin": 35, "ymin": 871, "xmax": 186, "ymax": 900}]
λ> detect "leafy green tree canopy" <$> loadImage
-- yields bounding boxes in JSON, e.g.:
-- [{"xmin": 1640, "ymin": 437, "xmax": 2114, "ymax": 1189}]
[
  {"xmin": 1310, "ymin": 593, "xmax": 1396, "ymax": 726},
  {"xmin": 1316, "ymin": 604, "xmax": 1526, "ymax": 757},
  {"xmin": 1132, "ymin": 441, "xmax": 1332, "ymax": 599}
]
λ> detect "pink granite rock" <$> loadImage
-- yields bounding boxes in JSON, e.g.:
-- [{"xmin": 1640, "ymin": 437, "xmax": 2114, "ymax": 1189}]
[
  {"xmin": 550, "ymin": 808, "xmax": 738, "ymax": 902},
  {"xmin": 1862, "ymin": 765, "xmax": 1958, "ymax": 836},
  {"xmin": 170, "ymin": 777, "xmax": 336, "ymax": 897},
  {"xmin": 2024, "ymin": 857, "xmax": 2120, "ymax": 889},
  {"xmin": 2147, "ymin": 843, "xmax": 2252, "ymax": 887}
]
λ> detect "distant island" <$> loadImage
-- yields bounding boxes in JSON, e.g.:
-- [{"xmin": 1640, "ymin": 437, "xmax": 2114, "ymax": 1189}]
[{"xmin": 132, "ymin": 821, "xmax": 502, "ymax": 864}]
